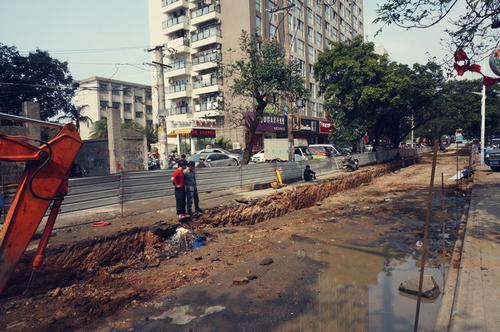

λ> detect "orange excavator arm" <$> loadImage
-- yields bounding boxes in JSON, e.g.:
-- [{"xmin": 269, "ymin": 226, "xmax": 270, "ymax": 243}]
[{"xmin": 0, "ymin": 112, "xmax": 82, "ymax": 294}]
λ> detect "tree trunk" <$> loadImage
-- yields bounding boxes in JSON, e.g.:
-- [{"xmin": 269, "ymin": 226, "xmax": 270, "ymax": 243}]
[{"xmin": 241, "ymin": 112, "xmax": 262, "ymax": 165}]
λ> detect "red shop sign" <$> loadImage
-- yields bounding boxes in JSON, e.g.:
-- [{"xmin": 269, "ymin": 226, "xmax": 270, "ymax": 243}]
[
  {"xmin": 191, "ymin": 128, "xmax": 216, "ymax": 138},
  {"xmin": 319, "ymin": 121, "xmax": 333, "ymax": 134}
]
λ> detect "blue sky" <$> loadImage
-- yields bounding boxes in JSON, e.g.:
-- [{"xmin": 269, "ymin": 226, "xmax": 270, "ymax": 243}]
[{"xmin": 0, "ymin": 1, "xmax": 473, "ymax": 85}]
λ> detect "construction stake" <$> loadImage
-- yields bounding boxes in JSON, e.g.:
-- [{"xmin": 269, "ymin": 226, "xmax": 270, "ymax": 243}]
[{"xmin": 413, "ymin": 141, "xmax": 439, "ymax": 332}]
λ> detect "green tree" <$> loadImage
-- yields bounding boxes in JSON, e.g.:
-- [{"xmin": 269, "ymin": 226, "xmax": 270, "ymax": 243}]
[
  {"xmin": 314, "ymin": 37, "xmax": 444, "ymax": 149},
  {"xmin": 56, "ymin": 104, "xmax": 93, "ymax": 131},
  {"xmin": 374, "ymin": 0, "xmax": 500, "ymax": 58},
  {"xmin": 90, "ymin": 120, "xmax": 108, "ymax": 139},
  {"xmin": 0, "ymin": 43, "xmax": 77, "ymax": 120},
  {"xmin": 225, "ymin": 32, "xmax": 308, "ymax": 164}
]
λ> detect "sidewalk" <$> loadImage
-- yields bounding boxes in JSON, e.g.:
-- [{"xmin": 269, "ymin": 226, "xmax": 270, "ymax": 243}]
[{"xmin": 447, "ymin": 167, "xmax": 500, "ymax": 331}]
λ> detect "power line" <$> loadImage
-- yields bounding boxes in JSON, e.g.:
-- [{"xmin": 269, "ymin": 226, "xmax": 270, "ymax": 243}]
[{"xmin": 17, "ymin": 45, "xmax": 149, "ymax": 55}]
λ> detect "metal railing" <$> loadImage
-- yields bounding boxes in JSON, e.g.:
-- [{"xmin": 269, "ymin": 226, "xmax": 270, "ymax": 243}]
[
  {"xmin": 193, "ymin": 77, "xmax": 222, "ymax": 89},
  {"xmin": 1, "ymin": 147, "xmax": 432, "ymax": 218},
  {"xmin": 192, "ymin": 51, "xmax": 220, "ymax": 65},
  {"xmin": 191, "ymin": 26, "xmax": 222, "ymax": 42},
  {"xmin": 191, "ymin": 4, "xmax": 220, "ymax": 18},
  {"xmin": 162, "ymin": 15, "xmax": 186, "ymax": 29},
  {"xmin": 162, "ymin": 0, "xmax": 180, "ymax": 7}
]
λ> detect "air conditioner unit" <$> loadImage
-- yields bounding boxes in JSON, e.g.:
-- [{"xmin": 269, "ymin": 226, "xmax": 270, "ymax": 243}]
[{"xmin": 168, "ymin": 79, "xmax": 174, "ymax": 84}]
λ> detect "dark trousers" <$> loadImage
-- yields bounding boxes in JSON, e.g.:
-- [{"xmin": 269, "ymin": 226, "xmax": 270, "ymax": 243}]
[
  {"xmin": 186, "ymin": 189, "xmax": 200, "ymax": 214},
  {"xmin": 175, "ymin": 187, "xmax": 186, "ymax": 215}
]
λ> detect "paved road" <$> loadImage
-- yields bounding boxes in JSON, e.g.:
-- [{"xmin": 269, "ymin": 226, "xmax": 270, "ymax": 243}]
[{"xmin": 449, "ymin": 167, "xmax": 500, "ymax": 331}]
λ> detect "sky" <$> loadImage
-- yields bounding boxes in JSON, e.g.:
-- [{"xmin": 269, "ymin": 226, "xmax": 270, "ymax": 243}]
[{"xmin": 0, "ymin": 0, "xmax": 486, "ymax": 85}]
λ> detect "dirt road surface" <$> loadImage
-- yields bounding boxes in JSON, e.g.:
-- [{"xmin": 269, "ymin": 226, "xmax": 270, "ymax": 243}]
[{"xmin": 0, "ymin": 151, "xmax": 472, "ymax": 331}]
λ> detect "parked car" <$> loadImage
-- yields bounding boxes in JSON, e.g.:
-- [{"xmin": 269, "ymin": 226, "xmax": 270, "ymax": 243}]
[
  {"xmin": 308, "ymin": 146, "xmax": 333, "ymax": 159},
  {"xmin": 486, "ymin": 138, "xmax": 500, "ymax": 171},
  {"xmin": 294, "ymin": 146, "xmax": 314, "ymax": 161},
  {"xmin": 309, "ymin": 144, "xmax": 342, "ymax": 157},
  {"xmin": 189, "ymin": 152, "xmax": 238, "ymax": 167},
  {"xmin": 197, "ymin": 148, "xmax": 241, "ymax": 163},
  {"xmin": 251, "ymin": 150, "xmax": 266, "ymax": 163}
]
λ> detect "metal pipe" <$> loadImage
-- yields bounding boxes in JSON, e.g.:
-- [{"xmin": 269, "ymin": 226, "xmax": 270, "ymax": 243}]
[
  {"xmin": 0, "ymin": 112, "xmax": 63, "ymax": 129},
  {"xmin": 413, "ymin": 141, "xmax": 439, "ymax": 332}
]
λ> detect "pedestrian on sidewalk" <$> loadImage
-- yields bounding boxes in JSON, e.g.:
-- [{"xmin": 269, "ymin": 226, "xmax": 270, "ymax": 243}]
[
  {"xmin": 303, "ymin": 165, "xmax": 316, "ymax": 182},
  {"xmin": 184, "ymin": 161, "xmax": 203, "ymax": 216},
  {"xmin": 172, "ymin": 160, "xmax": 189, "ymax": 220}
]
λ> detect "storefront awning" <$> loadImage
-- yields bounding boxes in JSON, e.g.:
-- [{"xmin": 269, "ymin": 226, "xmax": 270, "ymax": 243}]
[{"xmin": 167, "ymin": 129, "xmax": 191, "ymax": 137}]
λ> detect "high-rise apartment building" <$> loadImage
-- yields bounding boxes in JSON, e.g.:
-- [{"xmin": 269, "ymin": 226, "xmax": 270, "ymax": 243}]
[
  {"xmin": 148, "ymin": 0, "xmax": 363, "ymax": 155},
  {"xmin": 75, "ymin": 77, "xmax": 154, "ymax": 140}
]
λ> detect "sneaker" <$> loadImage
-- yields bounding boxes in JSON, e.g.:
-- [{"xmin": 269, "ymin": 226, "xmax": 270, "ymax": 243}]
[{"xmin": 195, "ymin": 208, "xmax": 204, "ymax": 213}]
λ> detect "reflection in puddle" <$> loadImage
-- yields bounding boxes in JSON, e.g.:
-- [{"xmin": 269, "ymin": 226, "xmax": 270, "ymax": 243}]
[{"xmin": 368, "ymin": 257, "xmax": 444, "ymax": 332}]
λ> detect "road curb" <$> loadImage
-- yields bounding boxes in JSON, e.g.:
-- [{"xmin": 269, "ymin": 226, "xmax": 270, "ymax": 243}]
[{"xmin": 434, "ymin": 196, "xmax": 471, "ymax": 331}]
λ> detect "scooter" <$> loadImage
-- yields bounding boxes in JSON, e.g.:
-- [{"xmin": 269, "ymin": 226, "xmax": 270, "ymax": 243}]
[{"xmin": 342, "ymin": 156, "xmax": 359, "ymax": 172}]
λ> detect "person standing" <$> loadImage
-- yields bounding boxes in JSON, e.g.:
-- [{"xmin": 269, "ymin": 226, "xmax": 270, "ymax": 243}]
[
  {"xmin": 171, "ymin": 160, "xmax": 188, "ymax": 220},
  {"xmin": 184, "ymin": 161, "xmax": 203, "ymax": 216}
]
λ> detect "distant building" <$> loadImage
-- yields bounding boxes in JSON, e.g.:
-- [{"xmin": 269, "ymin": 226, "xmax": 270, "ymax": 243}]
[
  {"xmin": 74, "ymin": 77, "xmax": 154, "ymax": 139},
  {"xmin": 374, "ymin": 45, "xmax": 388, "ymax": 57},
  {"xmin": 148, "ymin": 0, "xmax": 364, "ymax": 154}
]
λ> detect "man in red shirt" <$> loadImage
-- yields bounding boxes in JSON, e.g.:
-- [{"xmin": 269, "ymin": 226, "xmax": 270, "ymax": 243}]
[{"xmin": 172, "ymin": 160, "xmax": 188, "ymax": 219}]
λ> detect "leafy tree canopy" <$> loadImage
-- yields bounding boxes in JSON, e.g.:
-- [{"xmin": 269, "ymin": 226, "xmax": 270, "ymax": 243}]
[
  {"xmin": 374, "ymin": 0, "xmax": 500, "ymax": 58},
  {"xmin": 314, "ymin": 37, "xmax": 444, "ymax": 149},
  {"xmin": 0, "ymin": 43, "xmax": 78, "ymax": 120},
  {"xmin": 225, "ymin": 31, "xmax": 308, "ymax": 164}
]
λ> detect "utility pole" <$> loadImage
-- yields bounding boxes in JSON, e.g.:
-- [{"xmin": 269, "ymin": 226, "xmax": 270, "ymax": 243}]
[{"xmin": 147, "ymin": 45, "xmax": 171, "ymax": 169}]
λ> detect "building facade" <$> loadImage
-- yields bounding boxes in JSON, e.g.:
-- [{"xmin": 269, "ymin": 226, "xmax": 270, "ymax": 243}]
[
  {"xmin": 148, "ymin": 0, "xmax": 364, "ymax": 154},
  {"xmin": 75, "ymin": 77, "xmax": 154, "ymax": 139}
]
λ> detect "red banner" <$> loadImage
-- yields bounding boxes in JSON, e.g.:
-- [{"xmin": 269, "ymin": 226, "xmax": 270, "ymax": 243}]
[
  {"xmin": 191, "ymin": 128, "xmax": 216, "ymax": 138},
  {"xmin": 319, "ymin": 121, "xmax": 333, "ymax": 134}
]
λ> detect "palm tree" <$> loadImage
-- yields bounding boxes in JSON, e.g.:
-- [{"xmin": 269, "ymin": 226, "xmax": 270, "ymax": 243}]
[
  {"xmin": 57, "ymin": 105, "xmax": 93, "ymax": 131},
  {"xmin": 90, "ymin": 120, "xmax": 108, "ymax": 139}
]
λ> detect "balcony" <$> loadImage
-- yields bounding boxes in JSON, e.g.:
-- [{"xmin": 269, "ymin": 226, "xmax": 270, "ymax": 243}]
[
  {"xmin": 162, "ymin": 15, "xmax": 189, "ymax": 34},
  {"xmin": 191, "ymin": 4, "xmax": 221, "ymax": 25},
  {"xmin": 191, "ymin": 26, "xmax": 222, "ymax": 49},
  {"xmin": 166, "ymin": 37, "xmax": 191, "ymax": 54},
  {"xmin": 168, "ymin": 105, "xmax": 191, "ymax": 116},
  {"xmin": 165, "ymin": 61, "xmax": 191, "ymax": 78},
  {"xmin": 192, "ymin": 51, "xmax": 220, "ymax": 72},
  {"xmin": 166, "ymin": 84, "xmax": 191, "ymax": 99},
  {"xmin": 192, "ymin": 77, "xmax": 222, "ymax": 95},
  {"xmin": 161, "ymin": 0, "xmax": 188, "ymax": 13}
]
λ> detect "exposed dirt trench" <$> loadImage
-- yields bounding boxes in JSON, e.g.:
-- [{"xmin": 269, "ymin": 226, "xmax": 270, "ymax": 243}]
[{"xmin": 5, "ymin": 159, "xmax": 416, "ymax": 298}]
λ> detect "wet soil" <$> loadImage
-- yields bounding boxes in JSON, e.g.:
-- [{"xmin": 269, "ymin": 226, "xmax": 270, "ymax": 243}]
[{"xmin": 0, "ymin": 151, "xmax": 472, "ymax": 331}]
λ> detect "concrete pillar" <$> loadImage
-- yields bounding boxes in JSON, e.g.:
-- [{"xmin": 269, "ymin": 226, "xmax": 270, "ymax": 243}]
[
  {"xmin": 190, "ymin": 136, "xmax": 196, "ymax": 155},
  {"xmin": 107, "ymin": 108, "xmax": 124, "ymax": 174},
  {"xmin": 21, "ymin": 101, "xmax": 41, "ymax": 141}
]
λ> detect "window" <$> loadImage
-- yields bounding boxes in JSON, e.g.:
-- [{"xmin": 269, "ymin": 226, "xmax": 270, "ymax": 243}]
[
  {"xmin": 306, "ymin": 7, "xmax": 312, "ymax": 20},
  {"xmin": 309, "ymin": 64, "xmax": 314, "ymax": 76},
  {"xmin": 256, "ymin": 16, "xmax": 262, "ymax": 36},
  {"xmin": 111, "ymin": 85, "xmax": 120, "ymax": 96},
  {"xmin": 146, "ymin": 120, "xmax": 153, "ymax": 128},
  {"xmin": 297, "ymin": 39, "xmax": 304, "ymax": 56},
  {"xmin": 307, "ymin": 26, "xmax": 314, "ymax": 43},
  {"xmin": 255, "ymin": 0, "xmax": 261, "ymax": 13},
  {"xmin": 135, "ymin": 112, "xmax": 143, "ymax": 118},
  {"xmin": 295, "ymin": 0, "xmax": 303, "ymax": 16},
  {"xmin": 269, "ymin": 23, "xmax": 277, "ymax": 39},
  {"xmin": 316, "ymin": 31, "xmax": 322, "ymax": 46},
  {"xmin": 315, "ymin": 14, "xmax": 321, "ymax": 26},
  {"xmin": 123, "ymin": 88, "xmax": 132, "ymax": 96},
  {"xmin": 99, "ymin": 83, "xmax": 108, "ymax": 93},
  {"xmin": 145, "ymin": 89, "xmax": 152, "ymax": 100},
  {"xmin": 124, "ymin": 103, "xmax": 132, "ymax": 113},
  {"xmin": 146, "ymin": 105, "xmax": 152, "ymax": 114},
  {"xmin": 297, "ymin": 19, "xmax": 304, "ymax": 31},
  {"xmin": 124, "ymin": 119, "xmax": 132, "ymax": 124},
  {"xmin": 135, "ymin": 96, "xmax": 143, "ymax": 103},
  {"xmin": 309, "ymin": 83, "xmax": 314, "ymax": 97},
  {"xmin": 112, "ymin": 102, "xmax": 120, "ymax": 109},
  {"xmin": 99, "ymin": 101, "xmax": 108, "ymax": 111},
  {"xmin": 307, "ymin": 45, "xmax": 314, "ymax": 59}
]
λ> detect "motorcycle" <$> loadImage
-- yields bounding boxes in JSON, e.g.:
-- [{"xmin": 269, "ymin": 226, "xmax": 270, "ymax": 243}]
[{"xmin": 342, "ymin": 156, "xmax": 359, "ymax": 172}]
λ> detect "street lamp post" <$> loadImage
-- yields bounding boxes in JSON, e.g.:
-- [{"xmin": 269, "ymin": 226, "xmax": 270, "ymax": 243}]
[
  {"xmin": 480, "ymin": 83, "xmax": 487, "ymax": 165},
  {"xmin": 472, "ymin": 84, "xmax": 487, "ymax": 165}
]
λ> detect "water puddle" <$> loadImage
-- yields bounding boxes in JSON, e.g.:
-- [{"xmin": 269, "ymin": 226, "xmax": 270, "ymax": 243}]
[{"xmin": 368, "ymin": 257, "xmax": 444, "ymax": 332}]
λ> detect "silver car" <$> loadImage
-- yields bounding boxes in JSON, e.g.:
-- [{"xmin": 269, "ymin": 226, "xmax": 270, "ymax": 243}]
[
  {"xmin": 197, "ymin": 148, "xmax": 241, "ymax": 163},
  {"xmin": 190, "ymin": 152, "xmax": 238, "ymax": 167}
]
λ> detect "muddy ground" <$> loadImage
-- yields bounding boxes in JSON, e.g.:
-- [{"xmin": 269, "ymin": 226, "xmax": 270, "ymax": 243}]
[{"xmin": 0, "ymin": 151, "xmax": 472, "ymax": 331}]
